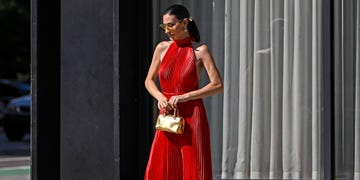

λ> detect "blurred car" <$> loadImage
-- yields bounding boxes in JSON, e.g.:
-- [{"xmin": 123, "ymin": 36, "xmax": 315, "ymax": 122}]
[
  {"xmin": 0, "ymin": 79, "xmax": 30, "ymax": 124},
  {"xmin": 2, "ymin": 94, "xmax": 30, "ymax": 141}
]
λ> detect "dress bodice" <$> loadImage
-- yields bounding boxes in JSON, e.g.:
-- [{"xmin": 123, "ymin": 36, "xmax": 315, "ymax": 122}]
[{"xmin": 158, "ymin": 37, "xmax": 198, "ymax": 96}]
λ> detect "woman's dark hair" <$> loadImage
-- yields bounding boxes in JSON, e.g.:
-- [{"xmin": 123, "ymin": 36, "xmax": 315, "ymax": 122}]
[{"xmin": 163, "ymin": 4, "xmax": 200, "ymax": 42}]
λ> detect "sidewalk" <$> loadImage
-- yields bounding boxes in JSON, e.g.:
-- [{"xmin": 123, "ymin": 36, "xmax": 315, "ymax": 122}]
[
  {"xmin": 0, "ymin": 126, "xmax": 30, "ymax": 180},
  {"xmin": 0, "ymin": 157, "xmax": 30, "ymax": 168},
  {"xmin": 0, "ymin": 157, "xmax": 30, "ymax": 180}
]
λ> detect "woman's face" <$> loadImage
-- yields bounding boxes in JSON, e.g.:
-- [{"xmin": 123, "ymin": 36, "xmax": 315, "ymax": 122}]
[{"xmin": 161, "ymin": 14, "xmax": 188, "ymax": 40}]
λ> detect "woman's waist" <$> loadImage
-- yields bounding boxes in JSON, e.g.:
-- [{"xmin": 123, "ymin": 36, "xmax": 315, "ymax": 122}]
[
  {"xmin": 162, "ymin": 91, "xmax": 197, "ymax": 96},
  {"xmin": 163, "ymin": 91, "xmax": 184, "ymax": 96}
]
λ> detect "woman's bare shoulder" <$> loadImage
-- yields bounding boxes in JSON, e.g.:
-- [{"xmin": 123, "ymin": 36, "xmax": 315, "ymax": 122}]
[
  {"xmin": 192, "ymin": 41, "xmax": 208, "ymax": 51},
  {"xmin": 155, "ymin": 41, "xmax": 173, "ymax": 61},
  {"xmin": 192, "ymin": 42, "xmax": 210, "ymax": 59},
  {"xmin": 155, "ymin": 41, "xmax": 172, "ymax": 53}
]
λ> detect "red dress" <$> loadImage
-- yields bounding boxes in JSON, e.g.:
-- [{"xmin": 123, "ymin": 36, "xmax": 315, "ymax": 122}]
[{"xmin": 145, "ymin": 37, "xmax": 213, "ymax": 180}]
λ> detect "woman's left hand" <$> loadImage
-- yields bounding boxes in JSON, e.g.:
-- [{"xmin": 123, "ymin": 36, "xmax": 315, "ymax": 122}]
[{"xmin": 168, "ymin": 94, "xmax": 189, "ymax": 108}]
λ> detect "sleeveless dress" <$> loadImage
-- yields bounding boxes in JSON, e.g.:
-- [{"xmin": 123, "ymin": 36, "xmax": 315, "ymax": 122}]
[{"xmin": 144, "ymin": 37, "xmax": 213, "ymax": 180}]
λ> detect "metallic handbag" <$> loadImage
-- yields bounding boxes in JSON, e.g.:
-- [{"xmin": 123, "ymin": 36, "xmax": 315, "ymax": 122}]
[{"xmin": 155, "ymin": 108, "xmax": 185, "ymax": 134}]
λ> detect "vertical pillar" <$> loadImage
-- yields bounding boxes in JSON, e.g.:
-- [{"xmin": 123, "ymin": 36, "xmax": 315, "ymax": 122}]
[
  {"xmin": 60, "ymin": 0, "xmax": 119, "ymax": 179},
  {"xmin": 31, "ymin": 0, "xmax": 61, "ymax": 179}
]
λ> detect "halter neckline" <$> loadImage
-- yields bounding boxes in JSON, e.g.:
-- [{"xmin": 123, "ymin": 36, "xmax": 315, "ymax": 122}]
[{"xmin": 174, "ymin": 36, "xmax": 192, "ymax": 47}]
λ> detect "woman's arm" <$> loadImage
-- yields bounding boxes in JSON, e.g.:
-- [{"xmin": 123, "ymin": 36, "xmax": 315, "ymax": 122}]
[
  {"xmin": 168, "ymin": 44, "xmax": 223, "ymax": 107},
  {"xmin": 145, "ymin": 42, "xmax": 170, "ymax": 110}
]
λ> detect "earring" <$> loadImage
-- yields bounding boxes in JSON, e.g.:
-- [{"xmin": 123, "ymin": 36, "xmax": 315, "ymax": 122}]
[{"xmin": 184, "ymin": 28, "xmax": 188, "ymax": 32}]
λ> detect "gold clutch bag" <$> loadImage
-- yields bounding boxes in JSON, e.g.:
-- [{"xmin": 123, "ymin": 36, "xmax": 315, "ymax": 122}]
[{"xmin": 155, "ymin": 108, "xmax": 185, "ymax": 134}]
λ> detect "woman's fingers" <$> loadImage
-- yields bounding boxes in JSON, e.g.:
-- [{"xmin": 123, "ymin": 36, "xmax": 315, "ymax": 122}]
[
  {"xmin": 169, "ymin": 96, "xmax": 179, "ymax": 108},
  {"xmin": 161, "ymin": 99, "xmax": 167, "ymax": 108},
  {"xmin": 158, "ymin": 100, "xmax": 167, "ymax": 109},
  {"xmin": 159, "ymin": 95, "xmax": 186, "ymax": 110},
  {"xmin": 158, "ymin": 98, "xmax": 170, "ymax": 110}
]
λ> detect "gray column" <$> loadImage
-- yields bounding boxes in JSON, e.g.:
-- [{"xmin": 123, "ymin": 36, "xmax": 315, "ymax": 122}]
[{"xmin": 60, "ymin": 0, "xmax": 119, "ymax": 179}]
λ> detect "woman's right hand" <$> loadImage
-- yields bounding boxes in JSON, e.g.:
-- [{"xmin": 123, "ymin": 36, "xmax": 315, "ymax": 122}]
[{"xmin": 157, "ymin": 97, "xmax": 170, "ymax": 111}]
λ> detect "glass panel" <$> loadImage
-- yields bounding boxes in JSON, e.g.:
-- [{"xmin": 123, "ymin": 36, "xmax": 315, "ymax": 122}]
[{"xmin": 0, "ymin": 0, "xmax": 31, "ymax": 178}]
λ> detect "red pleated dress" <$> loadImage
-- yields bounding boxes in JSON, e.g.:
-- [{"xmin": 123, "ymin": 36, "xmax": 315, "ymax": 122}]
[{"xmin": 144, "ymin": 37, "xmax": 213, "ymax": 180}]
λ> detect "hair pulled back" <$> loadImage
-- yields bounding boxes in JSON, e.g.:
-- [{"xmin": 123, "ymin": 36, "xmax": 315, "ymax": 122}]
[{"xmin": 163, "ymin": 4, "xmax": 200, "ymax": 42}]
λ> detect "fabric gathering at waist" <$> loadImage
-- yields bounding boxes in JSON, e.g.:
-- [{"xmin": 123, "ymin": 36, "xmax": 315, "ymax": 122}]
[
  {"xmin": 162, "ymin": 91, "xmax": 187, "ymax": 96},
  {"xmin": 162, "ymin": 91, "xmax": 200, "ymax": 100}
]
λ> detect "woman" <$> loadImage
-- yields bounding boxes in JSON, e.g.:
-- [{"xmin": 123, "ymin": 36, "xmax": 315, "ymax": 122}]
[{"xmin": 144, "ymin": 4, "xmax": 223, "ymax": 180}]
